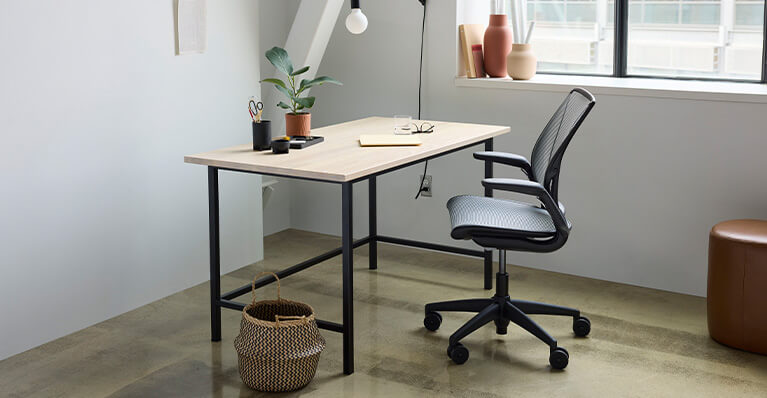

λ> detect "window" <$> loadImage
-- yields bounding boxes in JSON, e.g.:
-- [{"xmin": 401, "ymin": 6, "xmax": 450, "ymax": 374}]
[
  {"xmin": 520, "ymin": 0, "xmax": 614, "ymax": 74},
  {"xmin": 506, "ymin": 0, "xmax": 766, "ymax": 81}
]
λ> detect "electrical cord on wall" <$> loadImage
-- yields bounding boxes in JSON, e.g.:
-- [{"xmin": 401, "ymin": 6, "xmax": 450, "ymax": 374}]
[{"xmin": 414, "ymin": 0, "xmax": 428, "ymax": 199}]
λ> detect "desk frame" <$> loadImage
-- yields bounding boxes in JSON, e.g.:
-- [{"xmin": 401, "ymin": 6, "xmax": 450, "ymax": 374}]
[{"xmin": 206, "ymin": 138, "xmax": 494, "ymax": 375}]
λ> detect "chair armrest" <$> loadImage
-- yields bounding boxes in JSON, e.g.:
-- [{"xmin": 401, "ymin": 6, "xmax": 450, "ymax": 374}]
[
  {"xmin": 481, "ymin": 178, "xmax": 569, "ymax": 231},
  {"xmin": 474, "ymin": 151, "xmax": 533, "ymax": 178}
]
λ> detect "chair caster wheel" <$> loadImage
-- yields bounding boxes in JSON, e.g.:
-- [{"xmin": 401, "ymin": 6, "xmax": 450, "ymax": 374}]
[
  {"xmin": 447, "ymin": 343, "xmax": 469, "ymax": 365},
  {"xmin": 573, "ymin": 316, "xmax": 591, "ymax": 337},
  {"xmin": 494, "ymin": 319, "xmax": 509, "ymax": 335},
  {"xmin": 549, "ymin": 347, "xmax": 569, "ymax": 370},
  {"xmin": 424, "ymin": 311, "xmax": 442, "ymax": 332}
]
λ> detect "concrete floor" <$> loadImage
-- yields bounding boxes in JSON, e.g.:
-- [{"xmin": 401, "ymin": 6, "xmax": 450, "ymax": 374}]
[{"xmin": 1, "ymin": 229, "xmax": 766, "ymax": 397}]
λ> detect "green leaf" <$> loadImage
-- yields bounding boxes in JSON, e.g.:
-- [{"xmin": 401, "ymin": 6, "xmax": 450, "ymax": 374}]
[
  {"xmin": 295, "ymin": 96, "xmax": 316, "ymax": 109},
  {"xmin": 290, "ymin": 66, "xmax": 310, "ymax": 76},
  {"xmin": 296, "ymin": 103, "xmax": 305, "ymax": 110},
  {"xmin": 265, "ymin": 47, "xmax": 293, "ymax": 75},
  {"xmin": 274, "ymin": 84, "xmax": 294, "ymax": 102},
  {"xmin": 276, "ymin": 101, "xmax": 291, "ymax": 109},
  {"xmin": 298, "ymin": 76, "xmax": 343, "ymax": 93},
  {"xmin": 260, "ymin": 78, "xmax": 287, "ymax": 89}
]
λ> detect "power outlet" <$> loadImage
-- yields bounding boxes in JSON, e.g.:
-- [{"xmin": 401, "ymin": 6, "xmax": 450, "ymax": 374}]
[{"xmin": 419, "ymin": 175, "xmax": 432, "ymax": 197}]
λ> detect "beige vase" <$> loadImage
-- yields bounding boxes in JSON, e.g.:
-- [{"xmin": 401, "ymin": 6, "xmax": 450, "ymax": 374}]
[
  {"xmin": 285, "ymin": 113, "xmax": 311, "ymax": 137},
  {"xmin": 507, "ymin": 44, "xmax": 537, "ymax": 80}
]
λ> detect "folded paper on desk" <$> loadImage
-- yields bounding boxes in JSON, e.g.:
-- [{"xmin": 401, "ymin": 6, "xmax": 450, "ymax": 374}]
[{"xmin": 359, "ymin": 135, "xmax": 422, "ymax": 147}]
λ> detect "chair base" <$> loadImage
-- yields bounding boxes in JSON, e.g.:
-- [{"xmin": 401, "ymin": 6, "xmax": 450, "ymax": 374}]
[{"xmin": 423, "ymin": 272, "xmax": 590, "ymax": 369}]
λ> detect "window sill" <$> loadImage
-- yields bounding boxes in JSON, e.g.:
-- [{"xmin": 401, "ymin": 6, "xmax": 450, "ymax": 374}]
[{"xmin": 455, "ymin": 75, "xmax": 767, "ymax": 104}]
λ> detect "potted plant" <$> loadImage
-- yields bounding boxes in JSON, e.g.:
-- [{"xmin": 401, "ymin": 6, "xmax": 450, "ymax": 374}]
[{"xmin": 262, "ymin": 47, "xmax": 342, "ymax": 137}]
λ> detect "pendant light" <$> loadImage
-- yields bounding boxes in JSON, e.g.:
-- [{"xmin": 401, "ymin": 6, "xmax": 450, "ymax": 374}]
[{"xmin": 345, "ymin": 0, "xmax": 368, "ymax": 34}]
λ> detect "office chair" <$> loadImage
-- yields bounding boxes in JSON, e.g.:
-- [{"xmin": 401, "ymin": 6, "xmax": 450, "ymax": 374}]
[{"xmin": 423, "ymin": 88, "xmax": 596, "ymax": 370}]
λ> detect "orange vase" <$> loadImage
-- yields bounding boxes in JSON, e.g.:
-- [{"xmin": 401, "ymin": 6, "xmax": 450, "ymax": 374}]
[
  {"xmin": 285, "ymin": 113, "xmax": 311, "ymax": 137},
  {"xmin": 483, "ymin": 14, "xmax": 513, "ymax": 78}
]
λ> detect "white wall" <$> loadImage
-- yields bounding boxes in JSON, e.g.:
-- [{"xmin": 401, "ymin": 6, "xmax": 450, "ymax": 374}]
[
  {"xmin": 292, "ymin": 0, "xmax": 767, "ymax": 297},
  {"xmin": 0, "ymin": 0, "xmax": 264, "ymax": 360}
]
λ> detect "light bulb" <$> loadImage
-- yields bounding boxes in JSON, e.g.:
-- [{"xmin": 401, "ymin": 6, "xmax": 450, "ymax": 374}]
[{"xmin": 345, "ymin": 8, "xmax": 368, "ymax": 34}]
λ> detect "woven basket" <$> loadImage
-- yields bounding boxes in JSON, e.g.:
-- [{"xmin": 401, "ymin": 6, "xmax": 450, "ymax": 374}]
[{"xmin": 234, "ymin": 272, "xmax": 326, "ymax": 392}]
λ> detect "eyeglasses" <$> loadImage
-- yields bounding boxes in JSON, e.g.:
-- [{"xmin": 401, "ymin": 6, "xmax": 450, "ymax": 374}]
[{"xmin": 411, "ymin": 122, "xmax": 435, "ymax": 134}]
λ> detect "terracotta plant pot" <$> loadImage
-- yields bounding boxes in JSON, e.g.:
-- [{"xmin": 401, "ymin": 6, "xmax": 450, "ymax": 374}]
[
  {"xmin": 483, "ymin": 14, "xmax": 513, "ymax": 78},
  {"xmin": 507, "ymin": 44, "xmax": 537, "ymax": 80},
  {"xmin": 285, "ymin": 113, "xmax": 311, "ymax": 137}
]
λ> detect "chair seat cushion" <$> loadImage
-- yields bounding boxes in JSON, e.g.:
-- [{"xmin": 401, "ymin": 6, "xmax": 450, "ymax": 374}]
[{"xmin": 447, "ymin": 195, "xmax": 557, "ymax": 240}]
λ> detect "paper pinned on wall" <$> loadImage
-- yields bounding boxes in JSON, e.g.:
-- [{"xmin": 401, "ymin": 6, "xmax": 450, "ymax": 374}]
[{"xmin": 177, "ymin": 0, "xmax": 207, "ymax": 55}]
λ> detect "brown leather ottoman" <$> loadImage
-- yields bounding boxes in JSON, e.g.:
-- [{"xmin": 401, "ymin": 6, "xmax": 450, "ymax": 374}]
[{"xmin": 708, "ymin": 219, "xmax": 767, "ymax": 355}]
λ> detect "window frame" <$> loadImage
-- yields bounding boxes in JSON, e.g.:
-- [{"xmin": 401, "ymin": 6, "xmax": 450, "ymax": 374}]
[{"xmin": 526, "ymin": 0, "xmax": 767, "ymax": 83}]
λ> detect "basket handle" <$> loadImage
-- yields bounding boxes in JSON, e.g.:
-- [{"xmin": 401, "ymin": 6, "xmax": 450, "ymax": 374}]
[
  {"xmin": 251, "ymin": 271, "xmax": 281, "ymax": 306},
  {"xmin": 274, "ymin": 314, "xmax": 306, "ymax": 327}
]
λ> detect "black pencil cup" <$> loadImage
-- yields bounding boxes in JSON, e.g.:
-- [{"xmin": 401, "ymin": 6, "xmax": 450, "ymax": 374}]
[{"xmin": 252, "ymin": 121, "xmax": 271, "ymax": 151}]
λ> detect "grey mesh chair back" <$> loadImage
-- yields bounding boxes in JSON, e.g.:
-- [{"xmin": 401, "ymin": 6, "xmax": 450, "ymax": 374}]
[{"xmin": 529, "ymin": 88, "xmax": 596, "ymax": 202}]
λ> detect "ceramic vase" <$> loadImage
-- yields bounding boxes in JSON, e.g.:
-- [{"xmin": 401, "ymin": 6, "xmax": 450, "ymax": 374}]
[
  {"xmin": 507, "ymin": 44, "xmax": 537, "ymax": 80},
  {"xmin": 285, "ymin": 113, "xmax": 311, "ymax": 137},
  {"xmin": 483, "ymin": 14, "xmax": 513, "ymax": 77}
]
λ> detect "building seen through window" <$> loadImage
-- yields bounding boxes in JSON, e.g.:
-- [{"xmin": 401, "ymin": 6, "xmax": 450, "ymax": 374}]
[{"xmin": 506, "ymin": 0, "xmax": 765, "ymax": 80}]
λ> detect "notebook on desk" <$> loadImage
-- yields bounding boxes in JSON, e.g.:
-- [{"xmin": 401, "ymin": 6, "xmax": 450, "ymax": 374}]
[{"xmin": 359, "ymin": 135, "xmax": 422, "ymax": 147}]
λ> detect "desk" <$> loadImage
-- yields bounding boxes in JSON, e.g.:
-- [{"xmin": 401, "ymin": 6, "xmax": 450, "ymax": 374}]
[{"xmin": 185, "ymin": 117, "xmax": 510, "ymax": 375}]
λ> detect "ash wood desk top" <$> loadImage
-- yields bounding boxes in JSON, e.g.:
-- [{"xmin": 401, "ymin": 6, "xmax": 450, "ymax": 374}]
[{"xmin": 184, "ymin": 117, "xmax": 510, "ymax": 182}]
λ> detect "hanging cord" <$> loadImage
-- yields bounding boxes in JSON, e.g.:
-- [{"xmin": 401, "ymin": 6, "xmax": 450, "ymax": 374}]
[
  {"xmin": 415, "ymin": 1, "xmax": 428, "ymax": 199},
  {"xmin": 417, "ymin": 1, "xmax": 425, "ymax": 120}
]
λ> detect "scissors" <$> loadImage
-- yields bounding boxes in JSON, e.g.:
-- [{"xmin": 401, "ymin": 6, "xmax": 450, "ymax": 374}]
[{"xmin": 248, "ymin": 98, "xmax": 264, "ymax": 123}]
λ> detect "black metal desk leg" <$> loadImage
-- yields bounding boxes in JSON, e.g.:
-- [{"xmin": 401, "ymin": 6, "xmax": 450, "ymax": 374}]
[
  {"xmin": 342, "ymin": 182, "xmax": 355, "ymax": 375},
  {"xmin": 208, "ymin": 166, "xmax": 222, "ymax": 341},
  {"xmin": 369, "ymin": 176, "xmax": 377, "ymax": 270},
  {"xmin": 483, "ymin": 139, "xmax": 493, "ymax": 290}
]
